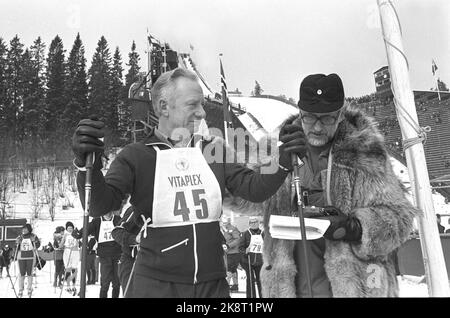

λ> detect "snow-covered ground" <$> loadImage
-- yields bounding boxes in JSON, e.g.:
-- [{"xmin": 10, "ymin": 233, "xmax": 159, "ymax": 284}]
[
  {"xmin": 229, "ymin": 96, "xmax": 298, "ymax": 133},
  {"xmin": 1, "ymin": 114, "xmax": 449, "ymax": 298},
  {"xmin": 2, "ymin": 160, "xmax": 448, "ymax": 298},
  {"xmin": 0, "ymin": 258, "xmax": 430, "ymax": 298}
]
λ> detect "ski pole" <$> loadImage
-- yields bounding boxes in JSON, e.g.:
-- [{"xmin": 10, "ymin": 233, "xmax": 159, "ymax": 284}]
[
  {"xmin": 80, "ymin": 152, "xmax": 93, "ymax": 298},
  {"xmin": 123, "ymin": 257, "xmax": 136, "ymax": 298},
  {"xmin": 247, "ymin": 254, "xmax": 253, "ymax": 298},
  {"xmin": 59, "ymin": 247, "xmax": 73, "ymax": 298},
  {"xmin": 2, "ymin": 254, "xmax": 18, "ymax": 298},
  {"xmin": 291, "ymin": 154, "xmax": 313, "ymax": 297}
]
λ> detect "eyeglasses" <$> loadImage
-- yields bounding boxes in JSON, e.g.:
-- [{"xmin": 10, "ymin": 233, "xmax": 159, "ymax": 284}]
[{"xmin": 300, "ymin": 113, "xmax": 338, "ymax": 126}]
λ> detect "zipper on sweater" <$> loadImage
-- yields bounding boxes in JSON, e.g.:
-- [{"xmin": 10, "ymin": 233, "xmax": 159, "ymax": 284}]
[
  {"xmin": 161, "ymin": 238, "xmax": 189, "ymax": 253},
  {"xmin": 193, "ymin": 224, "xmax": 198, "ymax": 284}
]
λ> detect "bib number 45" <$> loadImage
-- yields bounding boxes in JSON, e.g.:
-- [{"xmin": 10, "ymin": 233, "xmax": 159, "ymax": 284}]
[{"xmin": 174, "ymin": 189, "xmax": 209, "ymax": 221}]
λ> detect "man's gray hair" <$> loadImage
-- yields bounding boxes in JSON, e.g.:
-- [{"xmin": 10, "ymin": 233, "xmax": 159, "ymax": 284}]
[{"xmin": 150, "ymin": 68, "xmax": 199, "ymax": 117}]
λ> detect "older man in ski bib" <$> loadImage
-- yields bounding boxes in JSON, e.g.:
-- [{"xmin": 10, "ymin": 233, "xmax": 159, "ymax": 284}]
[{"xmin": 71, "ymin": 67, "xmax": 307, "ymax": 298}]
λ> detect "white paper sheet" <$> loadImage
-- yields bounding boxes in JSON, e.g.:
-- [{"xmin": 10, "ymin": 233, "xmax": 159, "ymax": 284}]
[{"xmin": 269, "ymin": 215, "xmax": 331, "ymax": 240}]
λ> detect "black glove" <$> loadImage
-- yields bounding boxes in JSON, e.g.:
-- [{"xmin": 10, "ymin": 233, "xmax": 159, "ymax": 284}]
[
  {"xmin": 278, "ymin": 118, "xmax": 307, "ymax": 171},
  {"xmin": 72, "ymin": 228, "xmax": 82, "ymax": 240},
  {"xmin": 310, "ymin": 206, "xmax": 362, "ymax": 242},
  {"xmin": 72, "ymin": 116, "xmax": 105, "ymax": 167}
]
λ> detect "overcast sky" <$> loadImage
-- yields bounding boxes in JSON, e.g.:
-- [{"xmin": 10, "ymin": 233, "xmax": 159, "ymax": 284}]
[{"xmin": 1, "ymin": 0, "xmax": 448, "ymax": 99}]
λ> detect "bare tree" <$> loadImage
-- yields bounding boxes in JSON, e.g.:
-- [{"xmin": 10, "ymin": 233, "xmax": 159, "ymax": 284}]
[
  {"xmin": 30, "ymin": 187, "xmax": 44, "ymax": 219},
  {"xmin": 0, "ymin": 171, "xmax": 14, "ymax": 219},
  {"xmin": 67, "ymin": 168, "xmax": 78, "ymax": 193},
  {"xmin": 42, "ymin": 167, "xmax": 58, "ymax": 221}
]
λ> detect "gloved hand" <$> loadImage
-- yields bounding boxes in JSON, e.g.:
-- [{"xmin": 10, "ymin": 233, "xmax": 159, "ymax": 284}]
[
  {"xmin": 72, "ymin": 116, "xmax": 105, "ymax": 167},
  {"xmin": 72, "ymin": 228, "xmax": 82, "ymax": 239},
  {"xmin": 278, "ymin": 118, "xmax": 307, "ymax": 171},
  {"xmin": 310, "ymin": 206, "xmax": 362, "ymax": 242}
]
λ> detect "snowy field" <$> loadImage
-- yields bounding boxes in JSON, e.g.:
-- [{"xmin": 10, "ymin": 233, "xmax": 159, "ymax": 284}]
[
  {"xmin": 1, "ymin": 155, "xmax": 448, "ymax": 298},
  {"xmin": 0, "ymin": 261, "xmax": 430, "ymax": 298},
  {"xmin": 0, "ymin": 202, "xmax": 436, "ymax": 298}
]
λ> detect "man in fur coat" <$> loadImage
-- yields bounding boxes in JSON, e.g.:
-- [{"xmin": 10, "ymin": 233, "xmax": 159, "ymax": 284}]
[{"xmin": 233, "ymin": 74, "xmax": 420, "ymax": 297}]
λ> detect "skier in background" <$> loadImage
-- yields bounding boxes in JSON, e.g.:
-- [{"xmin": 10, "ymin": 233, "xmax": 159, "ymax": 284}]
[
  {"xmin": 15, "ymin": 224, "xmax": 40, "ymax": 297},
  {"xmin": 220, "ymin": 216, "xmax": 241, "ymax": 292},
  {"xmin": 53, "ymin": 226, "xmax": 66, "ymax": 288},
  {"xmin": 111, "ymin": 206, "xmax": 139, "ymax": 297},
  {"xmin": 85, "ymin": 235, "xmax": 97, "ymax": 285},
  {"xmin": 73, "ymin": 211, "xmax": 122, "ymax": 298},
  {"xmin": 60, "ymin": 221, "xmax": 80, "ymax": 294},
  {"xmin": 0, "ymin": 244, "xmax": 14, "ymax": 279},
  {"xmin": 240, "ymin": 217, "xmax": 264, "ymax": 298}
]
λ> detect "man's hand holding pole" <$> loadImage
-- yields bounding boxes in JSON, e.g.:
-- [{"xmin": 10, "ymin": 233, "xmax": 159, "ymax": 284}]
[
  {"xmin": 278, "ymin": 118, "xmax": 313, "ymax": 297},
  {"xmin": 72, "ymin": 115, "xmax": 105, "ymax": 298}
]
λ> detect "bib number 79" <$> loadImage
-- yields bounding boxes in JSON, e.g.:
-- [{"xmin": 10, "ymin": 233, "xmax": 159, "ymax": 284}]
[{"xmin": 174, "ymin": 189, "xmax": 209, "ymax": 221}]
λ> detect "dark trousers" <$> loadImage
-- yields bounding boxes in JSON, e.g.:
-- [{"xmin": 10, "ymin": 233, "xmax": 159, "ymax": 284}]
[
  {"xmin": 0, "ymin": 256, "xmax": 10, "ymax": 277},
  {"xmin": 294, "ymin": 238, "xmax": 332, "ymax": 297},
  {"xmin": 54, "ymin": 260, "xmax": 65, "ymax": 287},
  {"xmin": 0, "ymin": 264, "xmax": 10, "ymax": 277},
  {"xmin": 86, "ymin": 254, "xmax": 96, "ymax": 284},
  {"xmin": 0, "ymin": 265, "xmax": 9, "ymax": 277},
  {"xmin": 118, "ymin": 255, "xmax": 135, "ymax": 297},
  {"xmin": 130, "ymin": 275, "xmax": 230, "ymax": 298},
  {"xmin": 243, "ymin": 263, "xmax": 262, "ymax": 298},
  {"xmin": 94, "ymin": 257, "xmax": 100, "ymax": 282},
  {"xmin": 99, "ymin": 255, "xmax": 120, "ymax": 298},
  {"xmin": 18, "ymin": 259, "xmax": 34, "ymax": 276}
]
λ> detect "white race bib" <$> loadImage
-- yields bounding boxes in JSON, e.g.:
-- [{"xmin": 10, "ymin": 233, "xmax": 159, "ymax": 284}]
[
  {"xmin": 98, "ymin": 219, "xmax": 114, "ymax": 243},
  {"xmin": 248, "ymin": 232, "xmax": 263, "ymax": 254},
  {"xmin": 65, "ymin": 234, "xmax": 77, "ymax": 249},
  {"xmin": 20, "ymin": 238, "xmax": 33, "ymax": 252},
  {"xmin": 151, "ymin": 145, "xmax": 222, "ymax": 228}
]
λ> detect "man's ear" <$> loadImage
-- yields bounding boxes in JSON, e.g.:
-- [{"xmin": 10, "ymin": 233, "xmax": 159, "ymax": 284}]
[{"xmin": 159, "ymin": 99, "xmax": 169, "ymax": 117}]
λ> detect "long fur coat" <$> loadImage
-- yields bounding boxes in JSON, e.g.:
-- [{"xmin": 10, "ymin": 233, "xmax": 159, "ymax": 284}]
[{"xmin": 227, "ymin": 105, "xmax": 421, "ymax": 297}]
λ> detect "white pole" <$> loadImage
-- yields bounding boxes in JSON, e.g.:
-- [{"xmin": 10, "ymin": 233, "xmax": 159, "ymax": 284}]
[
  {"xmin": 436, "ymin": 78, "xmax": 442, "ymax": 101},
  {"xmin": 377, "ymin": 0, "xmax": 450, "ymax": 296}
]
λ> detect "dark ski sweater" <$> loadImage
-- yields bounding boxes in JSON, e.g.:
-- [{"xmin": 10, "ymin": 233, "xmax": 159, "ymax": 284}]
[
  {"xmin": 77, "ymin": 128, "xmax": 289, "ymax": 283},
  {"xmin": 111, "ymin": 206, "xmax": 139, "ymax": 260}
]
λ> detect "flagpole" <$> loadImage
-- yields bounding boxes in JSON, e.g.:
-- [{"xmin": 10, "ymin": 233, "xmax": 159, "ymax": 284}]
[
  {"xmin": 147, "ymin": 30, "xmax": 152, "ymax": 87},
  {"xmin": 432, "ymin": 60, "xmax": 441, "ymax": 101},
  {"xmin": 436, "ymin": 79, "xmax": 442, "ymax": 101},
  {"xmin": 220, "ymin": 54, "xmax": 231, "ymax": 144},
  {"xmin": 378, "ymin": 0, "xmax": 450, "ymax": 296},
  {"xmin": 162, "ymin": 44, "xmax": 167, "ymax": 73}
]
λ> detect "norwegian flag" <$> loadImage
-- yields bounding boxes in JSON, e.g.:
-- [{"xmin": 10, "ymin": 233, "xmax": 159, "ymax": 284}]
[
  {"xmin": 432, "ymin": 59, "xmax": 438, "ymax": 76},
  {"xmin": 148, "ymin": 34, "xmax": 160, "ymax": 48}
]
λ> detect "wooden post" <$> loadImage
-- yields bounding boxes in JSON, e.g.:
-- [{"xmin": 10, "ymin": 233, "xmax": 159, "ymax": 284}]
[{"xmin": 377, "ymin": 0, "xmax": 450, "ymax": 296}]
